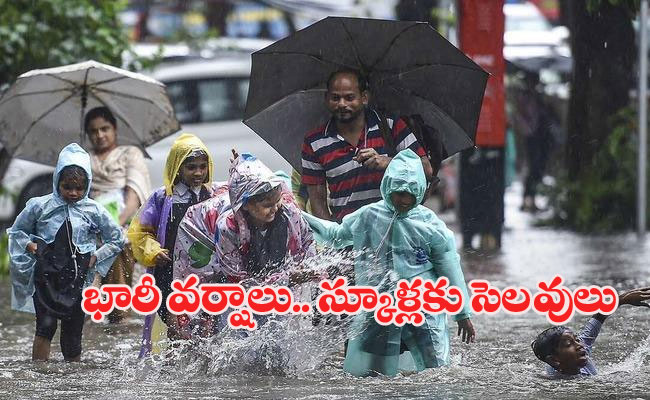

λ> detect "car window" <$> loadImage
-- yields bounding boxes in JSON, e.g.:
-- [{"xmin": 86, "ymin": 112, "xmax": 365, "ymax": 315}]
[
  {"xmin": 197, "ymin": 80, "xmax": 230, "ymax": 122},
  {"xmin": 165, "ymin": 77, "xmax": 249, "ymax": 123},
  {"xmin": 166, "ymin": 81, "xmax": 198, "ymax": 124},
  {"xmin": 196, "ymin": 78, "xmax": 250, "ymax": 122},
  {"xmin": 236, "ymin": 79, "xmax": 250, "ymax": 114}
]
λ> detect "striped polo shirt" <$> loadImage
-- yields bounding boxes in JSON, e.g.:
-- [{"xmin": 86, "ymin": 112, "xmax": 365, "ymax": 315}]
[{"xmin": 301, "ymin": 109, "xmax": 426, "ymax": 221}]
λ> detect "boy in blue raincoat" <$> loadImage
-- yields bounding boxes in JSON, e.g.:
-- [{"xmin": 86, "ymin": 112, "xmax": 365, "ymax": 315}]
[
  {"xmin": 8, "ymin": 143, "xmax": 124, "ymax": 361},
  {"xmin": 302, "ymin": 149, "xmax": 475, "ymax": 377}
]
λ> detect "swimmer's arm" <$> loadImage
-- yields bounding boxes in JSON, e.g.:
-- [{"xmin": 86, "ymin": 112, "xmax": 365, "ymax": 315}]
[
  {"xmin": 592, "ymin": 313, "xmax": 607, "ymax": 324},
  {"xmin": 593, "ymin": 287, "xmax": 650, "ymax": 323}
]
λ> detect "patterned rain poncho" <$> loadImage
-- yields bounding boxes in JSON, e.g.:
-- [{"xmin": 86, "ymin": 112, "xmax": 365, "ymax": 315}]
[
  {"xmin": 8, "ymin": 143, "xmax": 124, "ymax": 313},
  {"xmin": 127, "ymin": 133, "xmax": 223, "ymax": 357},
  {"xmin": 174, "ymin": 153, "xmax": 315, "ymax": 284},
  {"xmin": 302, "ymin": 149, "xmax": 472, "ymax": 377}
]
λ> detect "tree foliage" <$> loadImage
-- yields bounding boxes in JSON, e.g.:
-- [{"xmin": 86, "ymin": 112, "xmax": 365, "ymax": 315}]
[
  {"xmin": 548, "ymin": 108, "xmax": 643, "ymax": 232},
  {"xmin": 0, "ymin": 0, "xmax": 131, "ymax": 87}
]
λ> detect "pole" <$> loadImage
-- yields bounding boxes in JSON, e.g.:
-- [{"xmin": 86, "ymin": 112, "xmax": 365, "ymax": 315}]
[{"xmin": 638, "ymin": 0, "xmax": 648, "ymax": 237}]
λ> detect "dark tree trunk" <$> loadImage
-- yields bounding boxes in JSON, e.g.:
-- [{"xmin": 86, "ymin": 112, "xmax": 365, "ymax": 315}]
[
  {"xmin": 565, "ymin": 1, "xmax": 635, "ymax": 180},
  {"xmin": 204, "ymin": 0, "xmax": 233, "ymax": 36}
]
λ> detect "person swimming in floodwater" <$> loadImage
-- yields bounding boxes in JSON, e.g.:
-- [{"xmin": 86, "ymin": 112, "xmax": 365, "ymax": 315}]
[{"xmin": 532, "ymin": 286, "xmax": 650, "ymax": 378}]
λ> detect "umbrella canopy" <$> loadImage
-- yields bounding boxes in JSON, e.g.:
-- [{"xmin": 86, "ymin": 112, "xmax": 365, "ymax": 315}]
[
  {"xmin": 244, "ymin": 16, "xmax": 489, "ymax": 171},
  {"xmin": 0, "ymin": 60, "xmax": 180, "ymax": 166},
  {"xmin": 506, "ymin": 55, "xmax": 572, "ymax": 75}
]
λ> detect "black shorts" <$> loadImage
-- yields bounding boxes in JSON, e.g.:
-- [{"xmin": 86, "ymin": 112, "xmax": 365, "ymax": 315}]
[{"xmin": 34, "ymin": 296, "xmax": 85, "ymax": 360}]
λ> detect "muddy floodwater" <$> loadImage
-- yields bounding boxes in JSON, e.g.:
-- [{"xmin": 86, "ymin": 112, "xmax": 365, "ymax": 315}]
[{"xmin": 2, "ymin": 188, "xmax": 650, "ymax": 399}]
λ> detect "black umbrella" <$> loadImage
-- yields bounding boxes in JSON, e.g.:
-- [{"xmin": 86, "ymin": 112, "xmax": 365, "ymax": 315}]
[
  {"xmin": 244, "ymin": 16, "xmax": 489, "ymax": 171},
  {"xmin": 506, "ymin": 55, "xmax": 572, "ymax": 75}
]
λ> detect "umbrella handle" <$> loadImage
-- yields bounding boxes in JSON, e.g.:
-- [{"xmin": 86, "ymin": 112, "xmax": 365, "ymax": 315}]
[{"xmin": 79, "ymin": 85, "xmax": 87, "ymax": 145}]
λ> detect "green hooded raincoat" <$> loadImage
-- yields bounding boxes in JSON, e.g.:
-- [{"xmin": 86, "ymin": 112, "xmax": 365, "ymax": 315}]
[{"xmin": 302, "ymin": 149, "xmax": 471, "ymax": 377}]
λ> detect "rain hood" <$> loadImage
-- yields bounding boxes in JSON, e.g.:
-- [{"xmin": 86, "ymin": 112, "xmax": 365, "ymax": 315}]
[
  {"xmin": 163, "ymin": 133, "xmax": 214, "ymax": 196},
  {"xmin": 228, "ymin": 153, "xmax": 283, "ymax": 213},
  {"xmin": 53, "ymin": 142, "xmax": 93, "ymax": 200},
  {"xmin": 381, "ymin": 148, "xmax": 427, "ymax": 214}
]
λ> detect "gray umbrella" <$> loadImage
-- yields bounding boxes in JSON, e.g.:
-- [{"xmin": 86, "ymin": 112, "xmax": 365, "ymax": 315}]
[
  {"xmin": 244, "ymin": 16, "xmax": 489, "ymax": 171},
  {"xmin": 0, "ymin": 60, "xmax": 180, "ymax": 166}
]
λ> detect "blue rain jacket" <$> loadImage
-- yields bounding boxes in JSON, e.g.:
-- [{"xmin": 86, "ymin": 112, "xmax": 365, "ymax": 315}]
[
  {"xmin": 8, "ymin": 143, "xmax": 124, "ymax": 313},
  {"xmin": 302, "ymin": 149, "xmax": 471, "ymax": 377}
]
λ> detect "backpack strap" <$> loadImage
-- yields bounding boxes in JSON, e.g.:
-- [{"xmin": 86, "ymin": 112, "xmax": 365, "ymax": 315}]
[
  {"xmin": 403, "ymin": 115, "xmax": 426, "ymax": 156},
  {"xmin": 378, "ymin": 113, "xmax": 397, "ymax": 157}
]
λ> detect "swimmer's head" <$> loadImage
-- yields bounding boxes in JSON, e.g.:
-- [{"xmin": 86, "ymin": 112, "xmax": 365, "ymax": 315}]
[{"xmin": 532, "ymin": 326, "xmax": 588, "ymax": 375}]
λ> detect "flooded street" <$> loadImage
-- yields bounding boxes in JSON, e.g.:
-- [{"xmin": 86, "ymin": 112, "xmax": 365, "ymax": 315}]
[{"xmin": 2, "ymin": 184, "xmax": 650, "ymax": 399}]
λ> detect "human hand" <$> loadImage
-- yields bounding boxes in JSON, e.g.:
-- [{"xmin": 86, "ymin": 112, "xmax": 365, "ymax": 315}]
[
  {"xmin": 154, "ymin": 250, "xmax": 172, "ymax": 267},
  {"xmin": 354, "ymin": 148, "xmax": 391, "ymax": 170},
  {"xmin": 230, "ymin": 148, "xmax": 239, "ymax": 164},
  {"xmin": 457, "ymin": 318, "xmax": 476, "ymax": 344},
  {"xmin": 26, "ymin": 241, "xmax": 38, "ymax": 255},
  {"xmin": 619, "ymin": 287, "xmax": 650, "ymax": 308},
  {"xmin": 89, "ymin": 255, "xmax": 97, "ymax": 268}
]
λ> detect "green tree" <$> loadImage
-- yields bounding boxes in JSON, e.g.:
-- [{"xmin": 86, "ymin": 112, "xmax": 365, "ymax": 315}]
[
  {"xmin": 0, "ymin": 0, "xmax": 131, "ymax": 87},
  {"xmin": 0, "ymin": 0, "xmax": 135, "ymax": 177}
]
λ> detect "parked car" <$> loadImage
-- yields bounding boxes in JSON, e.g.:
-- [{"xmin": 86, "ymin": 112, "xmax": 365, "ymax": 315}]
[
  {"xmin": 0, "ymin": 52, "xmax": 292, "ymax": 221},
  {"xmin": 144, "ymin": 54, "xmax": 291, "ymax": 188},
  {"xmin": 503, "ymin": 1, "xmax": 570, "ymax": 61}
]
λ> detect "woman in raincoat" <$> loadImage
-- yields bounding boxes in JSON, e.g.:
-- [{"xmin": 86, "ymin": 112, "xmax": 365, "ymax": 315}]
[
  {"xmin": 127, "ymin": 133, "xmax": 222, "ymax": 357},
  {"xmin": 174, "ymin": 152, "xmax": 316, "ymax": 285},
  {"xmin": 215, "ymin": 153, "xmax": 316, "ymax": 283},
  {"xmin": 171, "ymin": 153, "xmax": 315, "ymax": 339},
  {"xmin": 8, "ymin": 143, "xmax": 124, "ymax": 361},
  {"xmin": 302, "ymin": 149, "xmax": 475, "ymax": 377}
]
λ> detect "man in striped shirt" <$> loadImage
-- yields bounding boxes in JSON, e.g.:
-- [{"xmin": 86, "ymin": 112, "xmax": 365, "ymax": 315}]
[{"xmin": 301, "ymin": 69, "xmax": 433, "ymax": 222}]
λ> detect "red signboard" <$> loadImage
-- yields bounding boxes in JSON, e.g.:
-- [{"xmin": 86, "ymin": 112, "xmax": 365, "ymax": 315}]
[{"xmin": 459, "ymin": 0, "xmax": 506, "ymax": 148}]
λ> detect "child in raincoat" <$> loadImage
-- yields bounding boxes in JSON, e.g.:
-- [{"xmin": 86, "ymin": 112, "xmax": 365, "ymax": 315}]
[
  {"xmin": 127, "ymin": 133, "xmax": 222, "ymax": 356},
  {"xmin": 302, "ymin": 148, "xmax": 476, "ymax": 377},
  {"xmin": 8, "ymin": 143, "xmax": 124, "ymax": 361}
]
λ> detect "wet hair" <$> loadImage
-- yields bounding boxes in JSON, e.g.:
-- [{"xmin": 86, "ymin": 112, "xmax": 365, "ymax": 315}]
[
  {"xmin": 58, "ymin": 165, "xmax": 88, "ymax": 189},
  {"xmin": 84, "ymin": 106, "xmax": 117, "ymax": 133},
  {"xmin": 248, "ymin": 185, "xmax": 281, "ymax": 205},
  {"xmin": 531, "ymin": 326, "xmax": 570, "ymax": 363},
  {"xmin": 327, "ymin": 68, "xmax": 368, "ymax": 93}
]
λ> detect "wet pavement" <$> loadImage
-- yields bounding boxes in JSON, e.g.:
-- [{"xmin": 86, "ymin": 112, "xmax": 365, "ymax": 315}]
[{"xmin": 1, "ymin": 182, "xmax": 650, "ymax": 399}]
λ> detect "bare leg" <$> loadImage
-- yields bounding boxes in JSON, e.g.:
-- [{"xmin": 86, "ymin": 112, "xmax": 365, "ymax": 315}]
[{"xmin": 32, "ymin": 336, "xmax": 51, "ymax": 361}]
